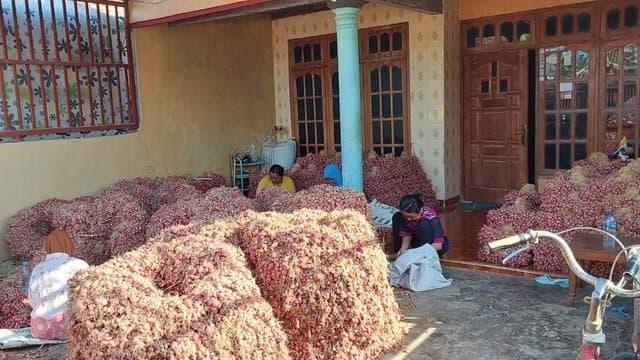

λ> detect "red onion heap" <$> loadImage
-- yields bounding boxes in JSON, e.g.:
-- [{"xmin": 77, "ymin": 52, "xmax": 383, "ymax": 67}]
[
  {"xmin": 6, "ymin": 198, "xmax": 67, "ymax": 261},
  {"xmin": 269, "ymin": 185, "xmax": 371, "ymax": 220},
  {"xmin": 67, "ymin": 232, "xmax": 291, "ymax": 360},
  {"xmin": 234, "ymin": 210, "xmax": 405, "ymax": 359},
  {"xmin": 0, "ymin": 275, "xmax": 30, "ymax": 329}
]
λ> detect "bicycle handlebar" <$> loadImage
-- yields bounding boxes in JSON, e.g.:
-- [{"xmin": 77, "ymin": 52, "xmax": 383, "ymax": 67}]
[{"xmin": 488, "ymin": 230, "xmax": 640, "ymax": 299}]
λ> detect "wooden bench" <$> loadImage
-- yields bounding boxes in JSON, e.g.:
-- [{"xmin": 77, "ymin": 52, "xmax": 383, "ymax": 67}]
[{"xmin": 567, "ymin": 233, "xmax": 640, "ymax": 306}]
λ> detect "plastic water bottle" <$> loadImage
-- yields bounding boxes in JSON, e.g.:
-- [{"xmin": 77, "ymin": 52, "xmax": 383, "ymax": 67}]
[
  {"xmin": 602, "ymin": 210, "xmax": 617, "ymax": 249},
  {"xmin": 249, "ymin": 143, "xmax": 258, "ymax": 162},
  {"xmin": 20, "ymin": 261, "xmax": 30, "ymax": 295}
]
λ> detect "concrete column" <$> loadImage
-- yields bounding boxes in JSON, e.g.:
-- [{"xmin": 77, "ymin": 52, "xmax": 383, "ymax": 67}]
[{"xmin": 328, "ymin": 0, "xmax": 364, "ymax": 191}]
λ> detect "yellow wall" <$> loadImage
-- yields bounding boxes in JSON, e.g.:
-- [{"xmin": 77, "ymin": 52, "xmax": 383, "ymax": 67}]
[
  {"xmin": 459, "ymin": 0, "xmax": 596, "ymax": 20},
  {"xmin": 272, "ymin": 3, "xmax": 461, "ymax": 200},
  {"xmin": 0, "ymin": 14, "xmax": 275, "ymax": 260}
]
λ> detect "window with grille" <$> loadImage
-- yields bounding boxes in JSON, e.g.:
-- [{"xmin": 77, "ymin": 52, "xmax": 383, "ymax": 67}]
[
  {"xmin": 603, "ymin": 41, "xmax": 639, "ymax": 157},
  {"xmin": 288, "ymin": 23, "xmax": 409, "ymax": 156},
  {"xmin": 0, "ymin": 0, "xmax": 136, "ymax": 141},
  {"xmin": 540, "ymin": 46, "xmax": 593, "ymax": 170}
]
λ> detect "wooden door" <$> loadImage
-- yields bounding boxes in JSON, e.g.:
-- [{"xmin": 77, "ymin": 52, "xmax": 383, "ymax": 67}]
[{"xmin": 463, "ymin": 50, "xmax": 529, "ymax": 203}]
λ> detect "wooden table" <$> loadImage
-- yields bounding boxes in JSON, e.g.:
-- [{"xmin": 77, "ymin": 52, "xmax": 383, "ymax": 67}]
[{"xmin": 567, "ymin": 233, "xmax": 640, "ymax": 306}]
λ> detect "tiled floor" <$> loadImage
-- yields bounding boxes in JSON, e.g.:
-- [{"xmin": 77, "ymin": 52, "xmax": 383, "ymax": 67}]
[{"xmin": 439, "ymin": 207, "xmax": 553, "ymax": 278}]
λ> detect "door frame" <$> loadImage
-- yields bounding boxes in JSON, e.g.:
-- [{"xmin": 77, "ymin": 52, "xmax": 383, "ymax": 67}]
[{"xmin": 462, "ymin": 49, "xmax": 530, "ymax": 202}]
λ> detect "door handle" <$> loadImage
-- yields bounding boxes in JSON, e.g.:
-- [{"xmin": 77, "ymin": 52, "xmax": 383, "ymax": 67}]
[{"xmin": 515, "ymin": 124, "xmax": 528, "ymax": 145}]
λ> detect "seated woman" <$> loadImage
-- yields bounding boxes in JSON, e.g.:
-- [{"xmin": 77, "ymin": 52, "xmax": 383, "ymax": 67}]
[
  {"xmin": 389, "ymin": 193, "xmax": 450, "ymax": 259},
  {"xmin": 323, "ymin": 164, "xmax": 343, "ymax": 187},
  {"xmin": 256, "ymin": 164, "xmax": 296, "ymax": 194},
  {"xmin": 29, "ymin": 229, "xmax": 89, "ymax": 340},
  {"xmin": 387, "ymin": 193, "xmax": 451, "ymax": 291}
]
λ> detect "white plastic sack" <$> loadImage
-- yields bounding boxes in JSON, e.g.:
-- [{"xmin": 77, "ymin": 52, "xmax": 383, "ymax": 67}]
[
  {"xmin": 0, "ymin": 328, "xmax": 65, "ymax": 349},
  {"xmin": 389, "ymin": 243, "xmax": 452, "ymax": 292},
  {"xmin": 369, "ymin": 199, "xmax": 398, "ymax": 228}
]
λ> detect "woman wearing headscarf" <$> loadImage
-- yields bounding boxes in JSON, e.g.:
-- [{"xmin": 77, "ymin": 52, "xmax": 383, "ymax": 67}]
[
  {"xmin": 28, "ymin": 229, "xmax": 88, "ymax": 340},
  {"xmin": 323, "ymin": 164, "xmax": 343, "ymax": 187}
]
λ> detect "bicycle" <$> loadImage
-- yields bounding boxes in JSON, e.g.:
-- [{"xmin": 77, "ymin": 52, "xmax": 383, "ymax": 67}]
[{"xmin": 488, "ymin": 228, "xmax": 640, "ymax": 360}]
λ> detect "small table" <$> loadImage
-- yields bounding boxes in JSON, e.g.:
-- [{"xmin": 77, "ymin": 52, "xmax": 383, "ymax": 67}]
[{"xmin": 567, "ymin": 233, "xmax": 640, "ymax": 306}]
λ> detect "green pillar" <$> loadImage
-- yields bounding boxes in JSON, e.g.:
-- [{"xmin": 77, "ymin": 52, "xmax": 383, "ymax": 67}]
[{"xmin": 329, "ymin": 0, "xmax": 364, "ymax": 192}]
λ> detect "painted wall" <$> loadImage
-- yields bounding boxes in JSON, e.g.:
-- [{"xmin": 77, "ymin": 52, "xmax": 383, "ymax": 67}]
[
  {"xmin": 459, "ymin": 0, "xmax": 596, "ymax": 20},
  {"xmin": 0, "ymin": 14, "xmax": 275, "ymax": 260},
  {"xmin": 272, "ymin": 2, "xmax": 460, "ymax": 201}
]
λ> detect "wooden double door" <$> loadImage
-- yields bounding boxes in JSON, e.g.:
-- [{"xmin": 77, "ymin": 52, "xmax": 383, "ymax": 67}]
[{"xmin": 463, "ymin": 50, "xmax": 529, "ymax": 203}]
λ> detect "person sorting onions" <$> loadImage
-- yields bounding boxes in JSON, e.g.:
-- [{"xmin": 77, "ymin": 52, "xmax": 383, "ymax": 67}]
[
  {"xmin": 256, "ymin": 164, "xmax": 296, "ymax": 194},
  {"xmin": 323, "ymin": 164, "xmax": 343, "ymax": 187},
  {"xmin": 28, "ymin": 229, "xmax": 89, "ymax": 340},
  {"xmin": 387, "ymin": 193, "xmax": 451, "ymax": 291}
]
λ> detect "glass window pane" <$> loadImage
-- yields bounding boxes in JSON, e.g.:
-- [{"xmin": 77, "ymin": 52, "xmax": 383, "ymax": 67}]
[
  {"xmin": 303, "ymin": 45, "xmax": 311, "ymax": 62},
  {"xmin": 481, "ymin": 80, "xmax": 489, "ymax": 93},
  {"xmin": 298, "ymin": 123, "xmax": 306, "ymax": 143},
  {"xmin": 606, "ymin": 80, "xmax": 619, "ymax": 108},
  {"xmin": 576, "ymin": 50, "xmax": 589, "ymax": 79},
  {"xmin": 314, "ymin": 74, "xmax": 322, "ymax": 96},
  {"xmin": 304, "ymin": 74, "xmax": 313, "ymax": 96},
  {"xmin": 332, "ymin": 72, "xmax": 339, "ymax": 95},
  {"xmin": 492, "ymin": 61, "xmax": 497, "ymax": 77},
  {"xmin": 625, "ymin": 6, "xmax": 639, "ymax": 28},
  {"xmin": 394, "ymin": 147, "xmax": 403, "ymax": 157},
  {"xmin": 381, "ymin": 33, "xmax": 390, "ymax": 52},
  {"xmin": 294, "ymin": 46, "xmax": 303, "ymax": 64},
  {"xmin": 296, "ymin": 76, "xmax": 304, "ymax": 97},
  {"xmin": 624, "ymin": 80, "xmax": 638, "ymax": 105},
  {"xmin": 577, "ymin": 13, "xmax": 591, "ymax": 32},
  {"xmin": 467, "ymin": 27, "xmax": 479, "ymax": 48},
  {"xmin": 545, "ymin": 16, "xmax": 558, "ymax": 36},
  {"xmin": 297, "ymin": 100, "xmax": 305, "ymax": 121},
  {"xmin": 393, "ymin": 94, "xmax": 403, "ymax": 117},
  {"xmin": 576, "ymin": 83, "xmax": 588, "ymax": 109},
  {"xmin": 607, "ymin": 9, "xmax": 621, "ymax": 30},
  {"xmin": 546, "ymin": 52, "xmax": 558, "ymax": 80},
  {"xmin": 559, "ymin": 143, "xmax": 572, "ymax": 169},
  {"xmin": 545, "ymin": 83, "xmax": 557, "ymax": 110},
  {"xmin": 372, "ymin": 120, "xmax": 381, "ymax": 144},
  {"xmin": 500, "ymin": 22, "xmax": 513, "ymax": 43},
  {"xmin": 607, "ymin": 48, "xmax": 620, "ymax": 76},
  {"xmin": 483, "ymin": 24, "xmax": 496, "ymax": 45},
  {"xmin": 306, "ymin": 99, "xmax": 314, "ymax": 120},
  {"xmin": 315, "ymin": 98, "xmax": 323, "ymax": 120},
  {"xmin": 371, "ymin": 95, "xmax": 380, "ymax": 118},
  {"xmin": 560, "ymin": 50, "xmax": 573, "ymax": 80},
  {"xmin": 623, "ymin": 112, "xmax": 636, "ymax": 142},
  {"xmin": 381, "ymin": 65, "xmax": 390, "ymax": 91},
  {"xmin": 500, "ymin": 79, "xmax": 508, "ymax": 92},
  {"xmin": 383, "ymin": 146, "xmax": 393, "ymax": 155},
  {"xmin": 330, "ymin": 41, "xmax": 337, "ymax": 59},
  {"xmin": 392, "ymin": 66, "xmax": 402, "ymax": 91},
  {"xmin": 545, "ymin": 114, "xmax": 556, "ymax": 140},
  {"xmin": 545, "ymin": 144, "xmax": 557, "ymax": 169},
  {"xmin": 333, "ymin": 98, "xmax": 340, "ymax": 120},
  {"xmin": 606, "ymin": 113, "xmax": 619, "ymax": 141},
  {"xmin": 307, "ymin": 123, "xmax": 315, "ymax": 144},
  {"xmin": 517, "ymin": 21, "xmax": 531, "ymax": 41},
  {"xmin": 575, "ymin": 143, "xmax": 587, "ymax": 161},
  {"xmin": 313, "ymin": 44, "xmax": 321, "ymax": 61},
  {"xmin": 334, "ymin": 122, "xmax": 340, "ymax": 146},
  {"xmin": 383, "ymin": 121, "xmax": 392, "ymax": 144},
  {"xmin": 382, "ymin": 94, "xmax": 391, "ymax": 118},
  {"xmin": 317, "ymin": 123, "xmax": 324, "ymax": 144},
  {"xmin": 560, "ymin": 114, "xmax": 571, "ymax": 140},
  {"xmin": 624, "ymin": 44, "xmax": 638, "ymax": 75},
  {"xmin": 561, "ymin": 14, "xmax": 574, "ymax": 34},
  {"xmin": 299, "ymin": 146, "xmax": 308, "ymax": 157},
  {"xmin": 371, "ymin": 69, "xmax": 380, "ymax": 93},
  {"xmin": 369, "ymin": 35, "xmax": 378, "ymax": 54},
  {"xmin": 394, "ymin": 120, "xmax": 403, "ymax": 144},
  {"xmin": 392, "ymin": 32, "xmax": 402, "ymax": 51},
  {"xmin": 575, "ymin": 113, "xmax": 587, "ymax": 139}
]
